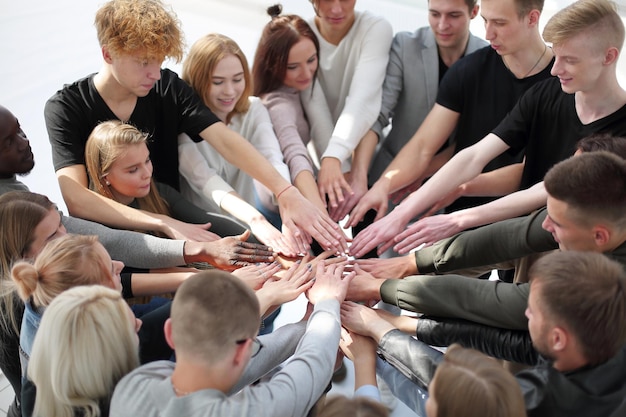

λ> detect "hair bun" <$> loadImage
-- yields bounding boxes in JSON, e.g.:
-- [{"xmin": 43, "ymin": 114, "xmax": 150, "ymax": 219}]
[{"xmin": 267, "ymin": 4, "xmax": 282, "ymax": 18}]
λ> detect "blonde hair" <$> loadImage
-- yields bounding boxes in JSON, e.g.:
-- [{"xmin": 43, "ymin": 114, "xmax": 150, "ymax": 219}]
[
  {"xmin": 11, "ymin": 234, "xmax": 111, "ymax": 308},
  {"xmin": 0, "ymin": 192, "xmax": 56, "ymax": 334},
  {"xmin": 94, "ymin": 0, "xmax": 183, "ymax": 62},
  {"xmin": 432, "ymin": 344, "xmax": 526, "ymax": 417},
  {"xmin": 170, "ymin": 271, "xmax": 260, "ymax": 362},
  {"xmin": 182, "ymin": 33, "xmax": 252, "ymax": 124},
  {"xmin": 85, "ymin": 120, "xmax": 171, "ymax": 220},
  {"xmin": 29, "ymin": 285, "xmax": 139, "ymax": 417},
  {"xmin": 543, "ymin": 0, "xmax": 624, "ymax": 52}
]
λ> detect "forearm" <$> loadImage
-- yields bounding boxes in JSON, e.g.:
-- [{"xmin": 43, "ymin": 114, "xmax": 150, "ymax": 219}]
[
  {"xmin": 351, "ymin": 131, "xmax": 378, "ymax": 180},
  {"xmin": 62, "ymin": 215, "xmax": 186, "ymax": 268},
  {"xmin": 220, "ymin": 192, "xmax": 267, "ymax": 226},
  {"xmin": 201, "ymin": 123, "xmax": 291, "ymax": 196},
  {"xmin": 447, "ymin": 182, "xmax": 547, "ymax": 232},
  {"xmin": 294, "ymin": 171, "xmax": 326, "ymax": 211},
  {"xmin": 58, "ymin": 172, "xmax": 168, "ymax": 234},
  {"xmin": 392, "ymin": 136, "xmax": 507, "ymax": 225},
  {"xmin": 460, "ymin": 162, "xmax": 524, "ymax": 197},
  {"xmin": 130, "ymin": 271, "xmax": 192, "ymax": 296}
]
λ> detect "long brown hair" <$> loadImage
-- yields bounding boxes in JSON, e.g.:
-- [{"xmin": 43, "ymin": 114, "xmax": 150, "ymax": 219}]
[{"xmin": 252, "ymin": 4, "xmax": 319, "ymax": 97}]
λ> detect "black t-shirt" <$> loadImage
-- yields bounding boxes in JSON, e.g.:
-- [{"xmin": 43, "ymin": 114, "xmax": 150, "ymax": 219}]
[
  {"xmin": 435, "ymin": 46, "xmax": 554, "ymax": 211},
  {"xmin": 45, "ymin": 69, "xmax": 220, "ymax": 190},
  {"xmin": 493, "ymin": 77, "xmax": 626, "ymax": 189}
]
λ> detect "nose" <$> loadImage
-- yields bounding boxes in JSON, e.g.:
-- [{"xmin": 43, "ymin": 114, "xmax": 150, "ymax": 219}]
[
  {"xmin": 484, "ymin": 22, "xmax": 495, "ymax": 41},
  {"xmin": 224, "ymin": 81, "xmax": 235, "ymax": 95},
  {"xmin": 541, "ymin": 215, "xmax": 553, "ymax": 232},
  {"xmin": 142, "ymin": 163, "xmax": 153, "ymax": 179},
  {"xmin": 550, "ymin": 57, "xmax": 563, "ymax": 76},
  {"xmin": 147, "ymin": 62, "xmax": 161, "ymax": 81},
  {"xmin": 330, "ymin": 0, "xmax": 342, "ymax": 13},
  {"xmin": 113, "ymin": 260, "xmax": 125, "ymax": 274},
  {"xmin": 438, "ymin": 15, "xmax": 450, "ymax": 30},
  {"xmin": 524, "ymin": 307, "xmax": 530, "ymax": 320}
]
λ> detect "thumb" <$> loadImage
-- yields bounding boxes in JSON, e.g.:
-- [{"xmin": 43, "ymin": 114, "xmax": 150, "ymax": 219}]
[{"xmin": 236, "ymin": 229, "xmax": 251, "ymax": 241}]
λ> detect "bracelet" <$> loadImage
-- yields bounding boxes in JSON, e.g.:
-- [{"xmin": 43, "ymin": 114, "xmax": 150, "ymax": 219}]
[{"xmin": 276, "ymin": 184, "xmax": 294, "ymax": 200}]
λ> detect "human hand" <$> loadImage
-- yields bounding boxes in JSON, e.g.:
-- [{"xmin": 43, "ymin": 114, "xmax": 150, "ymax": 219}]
[
  {"xmin": 203, "ymin": 230, "xmax": 276, "ymax": 270},
  {"xmin": 278, "ymin": 186, "xmax": 348, "ymax": 254},
  {"xmin": 354, "ymin": 255, "xmax": 418, "ymax": 279},
  {"xmin": 345, "ymin": 181, "xmax": 389, "ymax": 229},
  {"xmin": 248, "ymin": 217, "xmax": 299, "ymax": 257},
  {"xmin": 344, "ymin": 264, "xmax": 384, "ymax": 303},
  {"xmin": 349, "ymin": 211, "xmax": 407, "ymax": 258},
  {"xmin": 162, "ymin": 217, "xmax": 221, "ymax": 242},
  {"xmin": 340, "ymin": 301, "xmax": 396, "ymax": 341},
  {"xmin": 281, "ymin": 223, "xmax": 311, "ymax": 256},
  {"xmin": 306, "ymin": 261, "xmax": 355, "ymax": 305},
  {"xmin": 393, "ymin": 214, "xmax": 462, "ymax": 254},
  {"xmin": 256, "ymin": 260, "xmax": 315, "ymax": 313},
  {"xmin": 421, "ymin": 184, "xmax": 466, "ymax": 218},
  {"xmin": 329, "ymin": 171, "xmax": 368, "ymax": 223},
  {"xmin": 318, "ymin": 157, "xmax": 354, "ymax": 210},
  {"xmin": 231, "ymin": 262, "xmax": 282, "ymax": 290},
  {"xmin": 339, "ymin": 327, "xmax": 377, "ymax": 363}
]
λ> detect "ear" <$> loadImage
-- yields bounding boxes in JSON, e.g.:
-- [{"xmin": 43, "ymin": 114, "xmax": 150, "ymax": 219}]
[
  {"xmin": 164, "ymin": 318, "xmax": 176, "ymax": 350},
  {"xmin": 470, "ymin": 5, "xmax": 479, "ymax": 19},
  {"xmin": 527, "ymin": 9, "xmax": 540, "ymax": 27},
  {"xmin": 102, "ymin": 45, "xmax": 114, "ymax": 64},
  {"xmin": 551, "ymin": 326, "xmax": 569, "ymax": 352},
  {"xmin": 233, "ymin": 339, "xmax": 252, "ymax": 367},
  {"xmin": 592, "ymin": 225, "xmax": 611, "ymax": 248},
  {"xmin": 603, "ymin": 47, "xmax": 619, "ymax": 66}
]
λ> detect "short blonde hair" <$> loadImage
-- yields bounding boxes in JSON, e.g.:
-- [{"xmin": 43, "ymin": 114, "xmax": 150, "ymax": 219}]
[
  {"xmin": 85, "ymin": 120, "xmax": 171, "ymax": 219},
  {"xmin": 94, "ymin": 0, "xmax": 184, "ymax": 62},
  {"xmin": 170, "ymin": 271, "xmax": 260, "ymax": 363},
  {"xmin": 432, "ymin": 344, "xmax": 526, "ymax": 417},
  {"xmin": 315, "ymin": 395, "xmax": 389, "ymax": 417},
  {"xmin": 182, "ymin": 34, "xmax": 252, "ymax": 124},
  {"xmin": 11, "ymin": 234, "xmax": 111, "ymax": 308},
  {"xmin": 29, "ymin": 285, "xmax": 139, "ymax": 417},
  {"xmin": 543, "ymin": 0, "xmax": 624, "ymax": 52}
]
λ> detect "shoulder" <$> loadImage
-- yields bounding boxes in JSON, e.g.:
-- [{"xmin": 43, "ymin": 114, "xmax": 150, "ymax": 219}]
[
  {"xmin": 112, "ymin": 361, "xmax": 174, "ymax": 405},
  {"xmin": 393, "ymin": 27, "xmax": 434, "ymax": 47},
  {"xmin": 45, "ymin": 74, "xmax": 95, "ymax": 108},
  {"xmin": 353, "ymin": 11, "xmax": 393, "ymax": 37},
  {"xmin": 261, "ymin": 87, "xmax": 299, "ymax": 107}
]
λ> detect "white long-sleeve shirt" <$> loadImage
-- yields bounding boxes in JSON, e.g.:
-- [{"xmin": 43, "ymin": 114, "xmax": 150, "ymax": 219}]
[
  {"xmin": 178, "ymin": 97, "xmax": 290, "ymax": 213},
  {"xmin": 303, "ymin": 11, "xmax": 393, "ymax": 167}
]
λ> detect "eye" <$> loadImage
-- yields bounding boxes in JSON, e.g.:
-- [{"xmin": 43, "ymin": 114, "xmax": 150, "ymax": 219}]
[
  {"xmin": 287, "ymin": 65, "xmax": 298, "ymax": 71},
  {"xmin": 233, "ymin": 77, "xmax": 243, "ymax": 83},
  {"xmin": 212, "ymin": 80, "xmax": 224, "ymax": 86},
  {"xmin": 307, "ymin": 56, "xmax": 317, "ymax": 64}
]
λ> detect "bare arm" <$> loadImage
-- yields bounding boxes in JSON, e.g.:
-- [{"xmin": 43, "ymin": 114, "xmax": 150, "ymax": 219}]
[
  {"xmin": 57, "ymin": 165, "xmax": 217, "ymax": 241},
  {"xmin": 347, "ymin": 105, "xmax": 460, "ymax": 225},
  {"xmin": 200, "ymin": 122, "xmax": 348, "ymax": 253},
  {"xmin": 350, "ymin": 133, "xmax": 510, "ymax": 258}
]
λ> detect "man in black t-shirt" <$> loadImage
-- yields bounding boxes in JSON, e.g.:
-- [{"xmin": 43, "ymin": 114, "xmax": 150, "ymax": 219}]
[
  {"xmin": 45, "ymin": 0, "xmax": 347, "ymax": 255},
  {"xmin": 350, "ymin": 0, "xmax": 626, "ymax": 259},
  {"xmin": 349, "ymin": 0, "xmax": 552, "ymax": 254}
]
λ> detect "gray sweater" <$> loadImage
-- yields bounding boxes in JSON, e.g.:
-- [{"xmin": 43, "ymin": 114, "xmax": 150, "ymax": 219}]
[
  {"xmin": 0, "ymin": 177, "xmax": 186, "ymax": 269},
  {"xmin": 110, "ymin": 300, "xmax": 341, "ymax": 417}
]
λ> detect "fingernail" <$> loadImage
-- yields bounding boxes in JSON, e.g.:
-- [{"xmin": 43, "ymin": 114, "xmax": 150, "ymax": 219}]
[{"xmin": 296, "ymin": 259, "xmax": 302, "ymax": 264}]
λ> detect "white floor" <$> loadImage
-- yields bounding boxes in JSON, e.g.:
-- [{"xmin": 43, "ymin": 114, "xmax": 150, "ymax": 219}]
[{"xmin": 1, "ymin": 0, "xmax": 625, "ymax": 416}]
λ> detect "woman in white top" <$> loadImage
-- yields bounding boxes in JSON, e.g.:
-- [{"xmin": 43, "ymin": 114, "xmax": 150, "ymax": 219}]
[
  {"xmin": 178, "ymin": 34, "xmax": 302, "ymax": 256},
  {"xmin": 302, "ymin": 0, "xmax": 392, "ymax": 220}
]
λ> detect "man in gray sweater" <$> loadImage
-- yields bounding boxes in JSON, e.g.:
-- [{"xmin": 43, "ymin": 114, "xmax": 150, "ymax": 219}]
[{"xmin": 110, "ymin": 264, "xmax": 353, "ymax": 417}]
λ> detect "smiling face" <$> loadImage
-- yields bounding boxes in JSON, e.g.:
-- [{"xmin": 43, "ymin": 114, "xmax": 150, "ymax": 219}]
[
  {"xmin": 103, "ymin": 143, "xmax": 153, "ymax": 205},
  {"xmin": 0, "ymin": 105, "xmax": 34, "ymax": 179},
  {"xmin": 206, "ymin": 54, "xmax": 246, "ymax": 122},
  {"xmin": 283, "ymin": 38, "xmax": 318, "ymax": 91},
  {"xmin": 550, "ymin": 31, "xmax": 608, "ymax": 95},
  {"xmin": 542, "ymin": 196, "xmax": 598, "ymax": 252},
  {"xmin": 104, "ymin": 47, "xmax": 163, "ymax": 98},
  {"xmin": 428, "ymin": 0, "xmax": 477, "ymax": 51}
]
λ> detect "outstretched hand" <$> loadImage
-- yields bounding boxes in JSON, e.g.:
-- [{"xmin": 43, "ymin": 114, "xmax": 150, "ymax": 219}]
[
  {"xmin": 204, "ymin": 230, "xmax": 276, "ymax": 271},
  {"xmin": 393, "ymin": 214, "xmax": 462, "ymax": 254}
]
